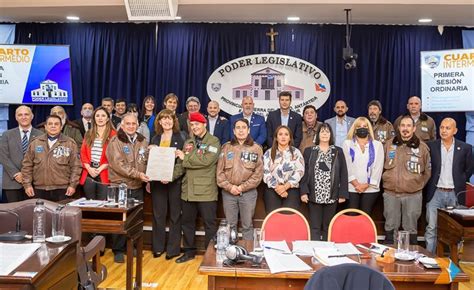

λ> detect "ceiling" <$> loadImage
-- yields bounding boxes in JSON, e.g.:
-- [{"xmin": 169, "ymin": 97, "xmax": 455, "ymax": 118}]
[{"xmin": 0, "ymin": 0, "xmax": 473, "ymax": 26}]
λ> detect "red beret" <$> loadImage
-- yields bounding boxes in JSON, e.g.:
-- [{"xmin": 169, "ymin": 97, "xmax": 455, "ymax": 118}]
[{"xmin": 189, "ymin": 112, "xmax": 207, "ymax": 124}]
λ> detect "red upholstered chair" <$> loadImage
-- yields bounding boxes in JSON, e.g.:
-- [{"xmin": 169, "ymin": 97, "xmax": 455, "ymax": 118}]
[
  {"xmin": 261, "ymin": 207, "xmax": 310, "ymax": 248},
  {"xmin": 328, "ymin": 208, "xmax": 377, "ymax": 244},
  {"xmin": 465, "ymin": 183, "xmax": 474, "ymax": 208}
]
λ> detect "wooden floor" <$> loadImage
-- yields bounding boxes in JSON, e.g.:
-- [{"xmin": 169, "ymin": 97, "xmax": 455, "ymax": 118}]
[
  {"xmin": 98, "ymin": 249, "xmax": 207, "ymax": 290},
  {"xmin": 98, "ymin": 249, "xmax": 474, "ymax": 290}
]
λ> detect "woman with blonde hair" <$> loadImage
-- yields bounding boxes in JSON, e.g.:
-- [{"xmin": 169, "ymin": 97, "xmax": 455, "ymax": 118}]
[
  {"xmin": 342, "ymin": 117, "xmax": 384, "ymax": 214},
  {"xmin": 263, "ymin": 125, "xmax": 305, "ymax": 213}
]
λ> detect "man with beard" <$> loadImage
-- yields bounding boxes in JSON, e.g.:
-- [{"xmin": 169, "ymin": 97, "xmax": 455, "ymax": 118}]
[
  {"xmin": 325, "ymin": 100, "xmax": 355, "ymax": 147},
  {"xmin": 229, "ymin": 96, "xmax": 266, "ymax": 146},
  {"xmin": 367, "ymin": 100, "xmax": 394, "ymax": 144},
  {"xmin": 382, "ymin": 115, "xmax": 431, "ymax": 244},
  {"xmin": 394, "ymin": 96, "xmax": 436, "ymax": 142},
  {"xmin": 206, "ymin": 101, "xmax": 229, "ymax": 145}
]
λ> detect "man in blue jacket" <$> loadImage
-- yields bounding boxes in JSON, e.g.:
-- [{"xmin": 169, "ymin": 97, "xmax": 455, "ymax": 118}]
[
  {"xmin": 229, "ymin": 96, "xmax": 266, "ymax": 146},
  {"xmin": 266, "ymin": 91, "xmax": 302, "ymax": 147}
]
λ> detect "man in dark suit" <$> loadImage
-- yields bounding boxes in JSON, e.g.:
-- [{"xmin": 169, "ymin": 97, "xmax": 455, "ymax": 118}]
[
  {"xmin": 229, "ymin": 96, "xmax": 266, "ymax": 146},
  {"xmin": 266, "ymin": 91, "xmax": 302, "ymax": 148},
  {"xmin": 424, "ymin": 118, "xmax": 473, "ymax": 253},
  {"xmin": 73, "ymin": 103, "xmax": 94, "ymax": 137},
  {"xmin": 178, "ymin": 96, "xmax": 201, "ymax": 136},
  {"xmin": 0, "ymin": 106, "xmax": 42, "ymax": 202},
  {"xmin": 206, "ymin": 101, "xmax": 229, "ymax": 145}
]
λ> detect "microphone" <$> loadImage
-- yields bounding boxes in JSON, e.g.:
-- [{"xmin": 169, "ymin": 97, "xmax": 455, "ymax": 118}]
[
  {"xmin": 452, "ymin": 188, "xmax": 474, "ymax": 209},
  {"xmin": 0, "ymin": 210, "xmax": 27, "ymax": 241}
]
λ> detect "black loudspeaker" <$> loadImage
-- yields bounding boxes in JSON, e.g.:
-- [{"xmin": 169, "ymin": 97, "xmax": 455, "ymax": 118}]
[{"xmin": 223, "ymin": 245, "xmax": 263, "ymax": 266}]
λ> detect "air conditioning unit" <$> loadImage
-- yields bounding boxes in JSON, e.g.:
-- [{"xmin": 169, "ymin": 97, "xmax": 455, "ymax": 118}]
[{"xmin": 124, "ymin": 0, "xmax": 178, "ymax": 21}]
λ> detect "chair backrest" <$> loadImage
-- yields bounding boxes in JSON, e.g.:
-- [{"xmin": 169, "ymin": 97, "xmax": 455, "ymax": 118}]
[
  {"xmin": 0, "ymin": 199, "xmax": 82, "ymax": 242},
  {"xmin": 261, "ymin": 207, "xmax": 310, "ymax": 247},
  {"xmin": 328, "ymin": 208, "xmax": 377, "ymax": 244},
  {"xmin": 304, "ymin": 263, "xmax": 395, "ymax": 290},
  {"xmin": 465, "ymin": 183, "xmax": 474, "ymax": 208}
]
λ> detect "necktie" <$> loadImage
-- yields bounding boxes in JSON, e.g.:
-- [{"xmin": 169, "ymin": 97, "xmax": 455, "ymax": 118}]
[
  {"xmin": 87, "ymin": 122, "xmax": 91, "ymax": 130},
  {"xmin": 21, "ymin": 130, "xmax": 28, "ymax": 154}
]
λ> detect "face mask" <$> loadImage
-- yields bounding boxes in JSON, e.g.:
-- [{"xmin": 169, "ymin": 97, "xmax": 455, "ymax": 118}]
[
  {"xmin": 355, "ymin": 127, "xmax": 369, "ymax": 138},
  {"xmin": 82, "ymin": 109, "xmax": 93, "ymax": 118}
]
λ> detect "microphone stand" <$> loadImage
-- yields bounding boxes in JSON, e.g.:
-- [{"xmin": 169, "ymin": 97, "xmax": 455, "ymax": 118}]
[{"xmin": 0, "ymin": 210, "xmax": 27, "ymax": 241}]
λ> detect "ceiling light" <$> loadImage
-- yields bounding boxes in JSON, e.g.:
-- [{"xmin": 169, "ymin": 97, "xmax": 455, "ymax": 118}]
[
  {"xmin": 66, "ymin": 16, "xmax": 80, "ymax": 21},
  {"xmin": 418, "ymin": 18, "xmax": 432, "ymax": 23},
  {"xmin": 175, "ymin": 16, "xmax": 182, "ymax": 20},
  {"xmin": 287, "ymin": 16, "xmax": 300, "ymax": 21}
]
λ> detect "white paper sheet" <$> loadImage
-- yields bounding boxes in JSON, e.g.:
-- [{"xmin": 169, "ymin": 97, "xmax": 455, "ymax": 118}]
[
  {"xmin": 312, "ymin": 247, "xmax": 358, "ymax": 266},
  {"xmin": 146, "ymin": 146, "xmax": 176, "ymax": 181},
  {"xmin": 0, "ymin": 243, "xmax": 41, "ymax": 275},
  {"xmin": 335, "ymin": 243, "xmax": 362, "ymax": 256},
  {"xmin": 292, "ymin": 240, "xmax": 335, "ymax": 256},
  {"xmin": 453, "ymin": 209, "xmax": 474, "ymax": 216},
  {"xmin": 261, "ymin": 240, "xmax": 291, "ymax": 254},
  {"xmin": 264, "ymin": 250, "xmax": 312, "ymax": 274}
]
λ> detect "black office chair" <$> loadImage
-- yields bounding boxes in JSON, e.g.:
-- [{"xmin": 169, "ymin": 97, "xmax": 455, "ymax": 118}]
[{"xmin": 304, "ymin": 263, "xmax": 395, "ymax": 290}]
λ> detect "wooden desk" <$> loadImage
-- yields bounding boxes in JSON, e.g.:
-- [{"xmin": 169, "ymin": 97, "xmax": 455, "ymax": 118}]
[
  {"xmin": 0, "ymin": 241, "xmax": 78, "ymax": 289},
  {"xmin": 199, "ymin": 241, "xmax": 469, "ymax": 290},
  {"xmin": 437, "ymin": 208, "xmax": 474, "ymax": 264},
  {"xmin": 75, "ymin": 202, "xmax": 144, "ymax": 290}
]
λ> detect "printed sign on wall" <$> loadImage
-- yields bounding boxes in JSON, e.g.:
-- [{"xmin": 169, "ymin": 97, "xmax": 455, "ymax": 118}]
[{"xmin": 207, "ymin": 54, "xmax": 331, "ymax": 117}]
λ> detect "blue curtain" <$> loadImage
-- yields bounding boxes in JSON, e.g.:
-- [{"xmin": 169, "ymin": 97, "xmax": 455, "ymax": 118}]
[
  {"xmin": 12, "ymin": 23, "xmax": 156, "ymax": 123},
  {"xmin": 9, "ymin": 22, "xmax": 472, "ymax": 139}
]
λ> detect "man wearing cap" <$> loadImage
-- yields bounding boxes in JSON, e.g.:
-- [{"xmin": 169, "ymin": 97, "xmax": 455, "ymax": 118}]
[
  {"xmin": 367, "ymin": 100, "xmax": 395, "ymax": 144},
  {"xmin": 178, "ymin": 96, "xmax": 201, "ymax": 136},
  {"xmin": 21, "ymin": 115, "xmax": 82, "ymax": 201},
  {"xmin": 175, "ymin": 112, "xmax": 221, "ymax": 263},
  {"xmin": 424, "ymin": 118, "xmax": 473, "ymax": 253},
  {"xmin": 394, "ymin": 96, "xmax": 436, "ymax": 142}
]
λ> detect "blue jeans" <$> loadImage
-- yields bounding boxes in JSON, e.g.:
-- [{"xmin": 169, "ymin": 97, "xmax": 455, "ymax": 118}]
[{"xmin": 424, "ymin": 189, "xmax": 457, "ymax": 253}]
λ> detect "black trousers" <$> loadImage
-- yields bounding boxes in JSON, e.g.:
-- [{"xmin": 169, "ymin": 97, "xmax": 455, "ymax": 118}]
[
  {"xmin": 151, "ymin": 180, "xmax": 182, "ymax": 256},
  {"xmin": 264, "ymin": 187, "xmax": 301, "ymax": 214},
  {"xmin": 308, "ymin": 202, "xmax": 338, "ymax": 241},
  {"xmin": 83, "ymin": 176, "xmax": 108, "ymax": 200},
  {"xmin": 4, "ymin": 189, "xmax": 27, "ymax": 203},
  {"xmin": 348, "ymin": 191, "xmax": 379, "ymax": 215},
  {"xmin": 181, "ymin": 200, "xmax": 217, "ymax": 257},
  {"xmin": 34, "ymin": 188, "xmax": 67, "ymax": 202},
  {"xmin": 112, "ymin": 188, "xmax": 144, "ymax": 253}
]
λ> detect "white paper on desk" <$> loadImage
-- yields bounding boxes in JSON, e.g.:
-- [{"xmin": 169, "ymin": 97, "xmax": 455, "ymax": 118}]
[
  {"xmin": 262, "ymin": 240, "xmax": 291, "ymax": 253},
  {"xmin": 264, "ymin": 250, "xmax": 312, "ymax": 274},
  {"xmin": 335, "ymin": 243, "xmax": 362, "ymax": 256},
  {"xmin": 292, "ymin": 240, "xmax": 335, "ymax": 256},
  {"xmin": 67, "ymin": 198, "xmax": 106, "ymax": 207},
  {"xmin": 452, "ymin": 209, "xmax": 474, "ymax": 216},
  {"xmin": 0, "ymin": 243, "xmax": 41, "ymax": 275},
  {"xmin": 146, "ymin": 146, "xmax": 176, "ymax": 181},
  {"xmin": 312, "ymin": 247, "xmax": 358, "ymax": 266}
]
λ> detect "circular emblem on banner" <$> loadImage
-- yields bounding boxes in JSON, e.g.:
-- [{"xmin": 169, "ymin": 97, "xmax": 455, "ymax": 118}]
[{"xmin": 207, "ymin": 54, "xmax": 331, "ymax": 117}]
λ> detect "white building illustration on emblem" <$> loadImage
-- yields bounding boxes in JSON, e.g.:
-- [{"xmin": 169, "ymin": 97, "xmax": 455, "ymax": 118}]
[
  {"xmin": 31, "ymin": 80, "xmax": 68, "ymax": 99},
  {"xmin": 232, "ymin": 67, "xmax": 304, "ymax": 100}
]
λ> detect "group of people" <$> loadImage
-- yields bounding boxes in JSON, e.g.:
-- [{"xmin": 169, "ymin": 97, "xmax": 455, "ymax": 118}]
[{"xmin": 0, "ymin": 92, "xmax": 472, "ymax": 264}]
